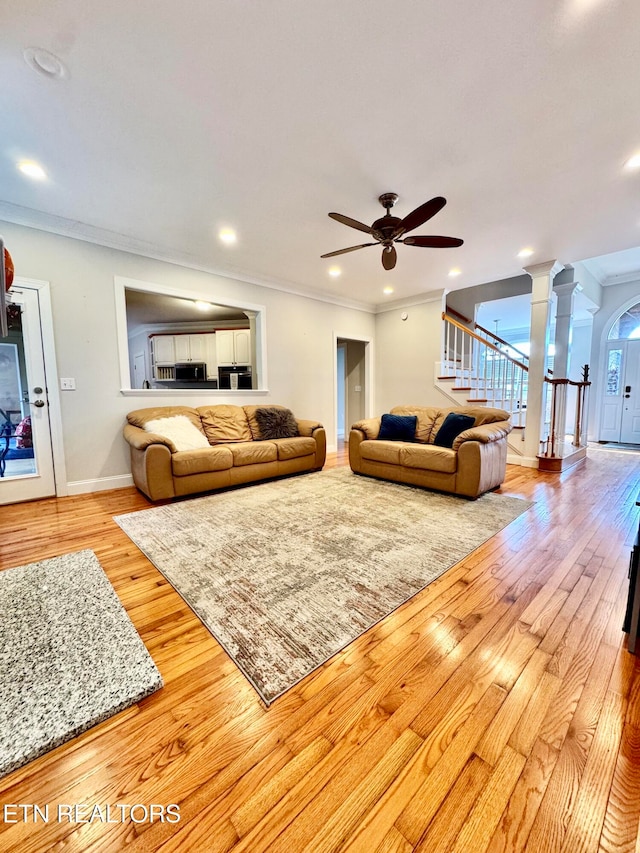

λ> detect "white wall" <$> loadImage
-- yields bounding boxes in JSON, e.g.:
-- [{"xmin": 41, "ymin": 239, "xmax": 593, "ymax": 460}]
[
  {"xmin": 2, "ymin": 221, "xmax": 375, "ymax": 490},
  {"xmin": 374, "ymin": 293, "xmax": 454, "ymax": 413}
]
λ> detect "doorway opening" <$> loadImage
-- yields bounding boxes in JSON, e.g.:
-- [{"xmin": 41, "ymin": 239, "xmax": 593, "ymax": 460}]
[
  {"xmin": 599, "ymin": 300, "xmax": 640, "ymax": 445},
  {"xmin": 0, "ymin": 279, "xmax": 65, "ymax": 504},
  {"xmin": 334, "ymin": 335, "xmax": 372, "ymax": 451}
]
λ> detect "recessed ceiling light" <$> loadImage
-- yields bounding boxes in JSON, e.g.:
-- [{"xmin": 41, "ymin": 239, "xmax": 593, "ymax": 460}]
[
  {"xmin": 383, "ymin": 286, "xmax": 394, "ymax": 295},
  {"xmin": 624, "ymin": 153, "xmax": 640, "ymax": 170},
  {"xmin": 17, "ymin": 160, "xmax": 47, "ymax": 180},
  {"xmin": 218, "ymin": 228, "xmax": 237, "ymax": 244},
  {"xmin": 194, "ymin": 301, "xmax": 212, "ymax": 311},
  {"xmin": 448, "ymin": 268, "xmax": 462, "ymax": 277},
  {"xmin": 518, "ymin": 247, "xmax": 534, "ymax": 258},
  {"xmin": 328, "ymin": 267, "xmax": 341, "ymax": 278},
  {"xmin": 23, "ymin": 47, "xmax": 68, "ymax": 80}
]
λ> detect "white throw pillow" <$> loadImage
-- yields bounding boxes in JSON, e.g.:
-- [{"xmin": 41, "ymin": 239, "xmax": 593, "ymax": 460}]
[{"xmin": 143, "ymin": 415, "xmax": 210, "ymax": 451}]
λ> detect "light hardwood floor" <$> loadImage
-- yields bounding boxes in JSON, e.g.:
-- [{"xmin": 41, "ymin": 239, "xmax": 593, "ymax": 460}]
[{"xmin": 1, "ymin": 445, "xmax": 639, "ymax": 852}]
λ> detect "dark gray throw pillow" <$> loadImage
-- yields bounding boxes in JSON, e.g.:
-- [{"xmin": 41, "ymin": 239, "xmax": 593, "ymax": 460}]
[
  {"xmin": 433, "ymin": 412, "xmax": 475, "ymax": 448},
  {"xmin": 255, "ymin": 407, "xmax": 299, "ymax": 440}
]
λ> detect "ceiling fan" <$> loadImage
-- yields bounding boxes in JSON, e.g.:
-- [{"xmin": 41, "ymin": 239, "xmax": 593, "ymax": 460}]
[{"xmin": 321, "ymin": 193, "xmax": 463, "ymax": 271}]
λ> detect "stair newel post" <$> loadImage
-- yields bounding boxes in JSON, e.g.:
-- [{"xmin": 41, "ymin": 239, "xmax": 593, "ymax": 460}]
[{"xmin": 548, "ymin": 379, "xmax": 556, "ymax": 456}]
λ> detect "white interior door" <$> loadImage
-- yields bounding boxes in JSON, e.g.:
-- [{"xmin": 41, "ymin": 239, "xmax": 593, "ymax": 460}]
[
  {"xmin": 621, "ymin": 340, "xmax": 640, "ymax": 444},
  {"xmin": 0, "ymin": 286, "xmax": 56, "ymax": 503}
]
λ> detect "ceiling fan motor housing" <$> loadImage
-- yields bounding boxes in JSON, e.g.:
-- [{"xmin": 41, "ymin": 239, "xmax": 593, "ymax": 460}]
[{"xmin": 371, "ymin": 216, "xmax": 404, "ymax": 244}]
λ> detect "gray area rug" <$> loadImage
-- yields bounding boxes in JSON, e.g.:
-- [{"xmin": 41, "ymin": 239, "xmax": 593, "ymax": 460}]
[
  {"xmin": 0, "ymin": 550, "xmax": 163, "ymax": 777},
  {"xmin": 115, "ymin": 469, "xmax": 532, "ymax": 705}
]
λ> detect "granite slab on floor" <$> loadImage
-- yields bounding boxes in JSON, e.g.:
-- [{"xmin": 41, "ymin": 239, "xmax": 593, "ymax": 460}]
[{"xmin": 0, "ymin": 549, "xmax": 163, "ymax": 778}]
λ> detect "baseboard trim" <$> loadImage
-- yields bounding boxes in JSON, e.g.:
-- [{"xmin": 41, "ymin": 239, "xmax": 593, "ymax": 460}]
[
  {"xmin": 507, "ymin": 454, "xmax": 539, "ymax": 468},
  {"xmin": 66, "ymin": 474, "xmax": 135, "ymax": 495}
]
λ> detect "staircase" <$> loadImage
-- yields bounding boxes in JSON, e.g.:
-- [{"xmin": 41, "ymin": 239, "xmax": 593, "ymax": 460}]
[{"xmin": 437, "ymin": 312, "xmax": 530, "ymax": 458}]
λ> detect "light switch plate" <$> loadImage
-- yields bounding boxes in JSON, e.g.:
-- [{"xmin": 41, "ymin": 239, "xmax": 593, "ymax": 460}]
[{"xmin": 60, "ymin": 377, "xmax": 76, "ymax": 390}]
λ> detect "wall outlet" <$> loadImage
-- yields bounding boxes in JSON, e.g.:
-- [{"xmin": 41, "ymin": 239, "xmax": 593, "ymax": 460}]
[{"xmin": 60, "ymin": 378, "xmax": 76, "ymax": 390}]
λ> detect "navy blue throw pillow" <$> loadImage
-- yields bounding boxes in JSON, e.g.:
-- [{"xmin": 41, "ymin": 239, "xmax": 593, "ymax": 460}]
[
  {"xmin": 433, "ymin": 413, "xmax": 475, "ymax": 448},
  {"xmin": 377, "ymin": 413, "xmax": 417, "ymax": 442}
]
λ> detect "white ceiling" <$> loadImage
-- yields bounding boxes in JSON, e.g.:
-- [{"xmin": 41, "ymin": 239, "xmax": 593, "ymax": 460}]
[{"xmin": 2, "ymin": 0, "xmax": 640, "ymax": 310}]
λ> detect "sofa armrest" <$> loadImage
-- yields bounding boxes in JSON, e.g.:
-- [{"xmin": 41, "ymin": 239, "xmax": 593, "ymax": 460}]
[
  {"xmin": 123, "ymin": 422, "xmax": 176, "ymax": 453},
  {"xmin": 123, "ymin": 423, "xmax": 178, "ymax": 500},
  {"xmin": 296, "ymin": 418, "xmax": 322, "ymax": 437},
  {"xmin": 351, "ymin": 417, "xmax": 381, "ymax": 440},
  {"xmin": 452, "ymin": 420, "xmax": 512, "ymax": 451}
]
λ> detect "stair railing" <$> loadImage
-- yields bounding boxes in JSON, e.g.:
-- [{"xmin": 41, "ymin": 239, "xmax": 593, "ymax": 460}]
[
  {"xmin": 442, "ymin": 312, "xmax": 532, "ymax": 427},
  {"xmin": 539, "ymin": 366, "xmax": 591, "ymax": 458}
]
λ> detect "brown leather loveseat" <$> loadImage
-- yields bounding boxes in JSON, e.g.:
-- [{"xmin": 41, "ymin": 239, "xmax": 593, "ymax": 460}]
[{"xmin": 349, "ymin": 405, "xmax": 512, "ymax": 499}]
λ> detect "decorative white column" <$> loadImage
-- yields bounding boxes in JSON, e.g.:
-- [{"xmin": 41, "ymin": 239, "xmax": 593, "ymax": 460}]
[
  {"xmin": 553, "ymin": 281, "xmax": 580, "ymax": 447},
  {"xmin": 553, "ymin": 281, "xmax": 579, "ymax": 380},
  {"xmin": 522, "ymin": 260, "xmax": 564, "ymax": 463}
]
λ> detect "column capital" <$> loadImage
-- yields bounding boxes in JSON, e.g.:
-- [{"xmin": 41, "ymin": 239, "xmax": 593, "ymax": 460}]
[
  {"xmin": 523, "ymin": 260, "xmax": 564, "ymax": 279},
  {"xmin": 553, "ymin": 281, "xmax": 580, "ymax": 298}
]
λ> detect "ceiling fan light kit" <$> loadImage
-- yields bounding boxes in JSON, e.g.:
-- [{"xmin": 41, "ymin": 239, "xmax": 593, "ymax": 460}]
[{"xmin": 321, "ymin": 193, "xmax": 463, "ymax": 270}]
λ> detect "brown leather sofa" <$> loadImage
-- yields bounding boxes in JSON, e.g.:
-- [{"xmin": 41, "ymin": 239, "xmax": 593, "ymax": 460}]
[
  {"xmin": 349, "ymin": 405, "xmax": 512, "ymax": 499},
  {"xmin": 123, "ymin": 404, "xmax": 326, "ymax": 501}
]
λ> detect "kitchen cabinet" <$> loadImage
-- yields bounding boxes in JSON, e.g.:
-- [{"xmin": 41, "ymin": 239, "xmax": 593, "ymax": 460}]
[
  {"xmin": 151, "ymin": 333, "xmax": 216, "ymax": 381},
  {"xmin": 216, "ymin": 329, "xmax": 251, "ymax": 366},
  {"xmin": 153, "ymin": 335, "xmax": 176, "ymax": 365},
  {"xmin": 174, "ymin": 334, "xmax": 208, "ymax": 363}
]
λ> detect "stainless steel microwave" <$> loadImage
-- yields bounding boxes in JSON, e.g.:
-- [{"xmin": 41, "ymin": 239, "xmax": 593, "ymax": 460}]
[{"xmin": 174, "ymin": 362, "xmax": 207, "ymax": 382}]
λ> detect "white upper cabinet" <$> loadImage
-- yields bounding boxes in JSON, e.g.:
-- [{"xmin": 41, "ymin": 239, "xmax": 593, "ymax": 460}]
[
  {"xmin": 174, "ymin": 334, "xmax": 208, "ymax": 362},
  {"xmin": 216, "ymin": 329, "xmax": 252, "ymax": 365},
  {"xmin": 153, "ymin": 335, "xmax": 176, "ymax": 365}
]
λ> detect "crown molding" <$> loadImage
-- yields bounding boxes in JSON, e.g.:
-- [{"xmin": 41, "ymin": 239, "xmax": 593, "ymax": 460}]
[
  {"xmin": 0, "ymin": 201, "xmax": 377, "ymax": 315},
  {"xmin": 601, "ymin": 271, "xmax": 640, "ymax": 287},
  {"xmin": 374, "ymin": 288, "xmax": 447, "ymax": 314}
]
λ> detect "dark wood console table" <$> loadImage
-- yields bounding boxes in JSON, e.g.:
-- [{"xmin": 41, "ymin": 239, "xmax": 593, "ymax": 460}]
[{"xmin": 623, "ymin": 493, "xmax": 640, "ymax": 654}]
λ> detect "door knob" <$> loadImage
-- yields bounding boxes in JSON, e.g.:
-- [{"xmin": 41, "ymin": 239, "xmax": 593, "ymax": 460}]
[{"xmin": 33, "ymin": 400, "xmax": 45, "ymax": 408}]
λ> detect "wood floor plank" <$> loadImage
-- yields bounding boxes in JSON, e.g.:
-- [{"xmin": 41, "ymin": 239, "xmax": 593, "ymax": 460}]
[
  {"xmin": 413, "ymin": 754, "xmax": 492, "ymax": 852},
  {"xmin": 485, "ymin": 737, "xmax": 560, "ymax": 853},
  {"xmin": 448, "ymin": 745, "xmax": 526, "ymax": 853},
  {"xmin": 560, "ymin": 690, "xmax": 625, "ymax": 853}
]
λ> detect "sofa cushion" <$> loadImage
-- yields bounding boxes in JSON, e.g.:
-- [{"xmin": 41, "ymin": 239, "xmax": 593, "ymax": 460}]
[
  {"xmin": 360, "ymin": 440, "xmax": 402, "ymax": 465},
  {"xmin": 389, "ymin": 406, "xmax": 441, "ymax": 443},
  {"xmin": 400, "ymin": 444, "xmax": 458, "ymax": 474},
  {"xmin": 143, "ymin": 415, "xmax": 210, "ymax": 451},
  {"xmin": 171, "ymin": 446, "xmax": 234, "ymax": 476},
  {"xmin": 433, "ymin": 413, "xmax": 476, "ymax": 448},
  {"xmin": 271, "ymin": 436, "xmax": 317, "ymax": 461},
  {"xmin": 230, "ymin": 441, "xmax": 278, "ymax": 466},
  {"xmin": 378, "ymin": 413, "xmax": 417, "ymax": 442},
  {"xmin": 128, "ymin": 406, "xmax": 205, "ymax": 434},
  {"xmin": 255, "ymin": 407, "xmax": 299, "ymax": 440},
  {"xmin": 197, "ymin": 405, "xmax": 252, "ymax": 444}
]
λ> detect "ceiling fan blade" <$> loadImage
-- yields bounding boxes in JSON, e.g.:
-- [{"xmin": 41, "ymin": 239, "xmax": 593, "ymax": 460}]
[
  {"xmin": 402, "ymin": 235, "xmax": 464, "ymax": 248},
  {"xmin": 320, "ymin": 243, "xmax": 377, "ymax": 258},
  {"xmin": 382, "ymin": 245, "xmax": 397, "ymax": 270},
  {"xmin": 328, "ymin": 212, "xmax": 373, "ymax": 235},
  {"xmin": 399, "ymin": 197, "xmax": 447, "ymax": 235}
]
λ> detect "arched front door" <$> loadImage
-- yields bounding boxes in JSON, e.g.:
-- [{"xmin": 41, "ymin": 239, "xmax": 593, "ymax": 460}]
[{"xmin": 600, "ymin": 302, "xmax": 640, "ymax": 444}]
